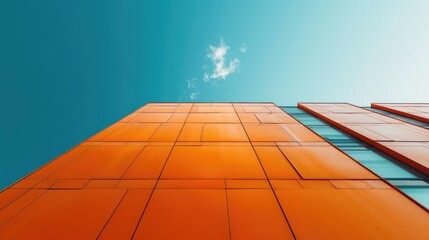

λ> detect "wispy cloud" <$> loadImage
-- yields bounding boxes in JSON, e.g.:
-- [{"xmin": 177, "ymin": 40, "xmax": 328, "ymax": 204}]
[
  {"xmin": 190, "ymin": 92, "xmax": 198, "ymax": 100},
  {"xmin": 182, "ymin": 38, "xmax": 247, "ymax": 101},
  {"xmin": 186, "ymin": 78, "xmax": 197, "ymax": 89},
  {"xmin": 239, "ymin": 44, "xmax": 247, "ymax": 53},
  {"xmin": 203, "ymin": 73, "xmax": 209, "ymax": 82},
  {"xmin": 204, "ymin": 38, "xmax": 240, "ymax": 81}
]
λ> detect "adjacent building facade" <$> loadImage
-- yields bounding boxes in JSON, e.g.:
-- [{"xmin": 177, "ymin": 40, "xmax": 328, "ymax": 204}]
[{"xmin": 0, "ymin": 102, "xmax": 428, "ymax": 239}]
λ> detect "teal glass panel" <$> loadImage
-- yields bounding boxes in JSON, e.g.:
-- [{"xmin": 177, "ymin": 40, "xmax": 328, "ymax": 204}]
[
  {"xmin": 282, "ymin": 107, "xmax": 306, "ymax": 114},
  {"xmin": 358, "ymin": 161, "xmax": 422, "ymax": 179},
  {"xmin": 399, "ymin": 187, "xmax": 429, "ymax": 208},
  {"xmin": 344, "ymin": 150, "xmax": 388, "ymax": 161}
]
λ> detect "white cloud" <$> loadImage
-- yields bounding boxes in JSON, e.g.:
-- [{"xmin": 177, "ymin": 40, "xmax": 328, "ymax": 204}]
[
  {"xmin": 205, "ymin": 38, "xmax": 241, "ymax": 81},
  {"xmin": 190, "ymin": 92, "xmax": 198, "ymax": 100},
  {"xmin": 183, "ymin": 38, "xmax": 246, "ymax": 100},
  {"xmin": 186, "ymin": 78, "xmax": 196, "ymax": 89},
  {"xmin": 239, "ymin": 44, "xmax": 247, "ymax": 53},
  {"xmin": 203, "ymin": 73, "xmax": 210, "ymax": 82}
]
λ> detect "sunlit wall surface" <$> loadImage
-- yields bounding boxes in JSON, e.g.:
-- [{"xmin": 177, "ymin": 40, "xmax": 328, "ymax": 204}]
[
  {"xmin": 369, "ymin": 107, "xmax": 429, "ymax": 129},
  {"xmin": 284, "ymin": 106, "xmax": 429, "ymax": 208},
  {"xmin": 372, "ymin": 103, "xmax": 429, "ymax": 125},
  {"xmin": 0, "ymin": 103, "xmax": 428, "ymax": 239}
]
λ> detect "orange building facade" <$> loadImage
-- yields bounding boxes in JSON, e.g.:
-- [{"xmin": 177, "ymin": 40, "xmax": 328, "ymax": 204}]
[
  {"xmin": 372, "ymin": 103, "xmax": 429, "ymax": 124},
  {"xmin": 0, "ymin": 102, "xmax": 428, "ymax": 239}
]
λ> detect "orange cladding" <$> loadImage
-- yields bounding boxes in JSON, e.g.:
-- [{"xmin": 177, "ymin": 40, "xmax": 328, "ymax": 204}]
[
  {"xmin": 0, "ymin": 102, "xmax": 428, "ymax": 239},
  {"xmin": 299, "ymin": 103, "xmax": 429, "ymax": 175}
]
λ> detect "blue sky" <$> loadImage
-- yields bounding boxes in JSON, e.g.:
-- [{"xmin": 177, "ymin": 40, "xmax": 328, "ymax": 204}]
[{"xmin": 1, "ymin": 0, "xmax": 429, "ymax": 188}]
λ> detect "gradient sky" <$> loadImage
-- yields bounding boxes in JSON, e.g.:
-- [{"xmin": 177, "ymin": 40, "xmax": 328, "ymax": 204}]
[{"xmin": 1, "ymin": 0, "xmax": 429, "ymax": 188}]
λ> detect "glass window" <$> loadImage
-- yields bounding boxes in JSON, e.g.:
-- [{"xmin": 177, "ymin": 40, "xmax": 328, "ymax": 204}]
[{"xmin": 399, "ymin": 187, "xmax": 429, "ymax": 208}]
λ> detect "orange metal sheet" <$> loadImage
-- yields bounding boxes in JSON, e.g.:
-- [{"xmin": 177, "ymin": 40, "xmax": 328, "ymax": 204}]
[
  {"xmin": 378, "ymin": 143, "xmax": 429, "ymax": 174},
  {"xmin": 0, "ymin": 189, "xmax": 125, "ymax": 240},
  {"xmin": 167, "ymin": 113, "xmax": 188, "ymax": 122},
  {"xmin": 133, "ymin": 189, "xmax": 230, "ymax": 240},
  {"xmin": 175, "ymin": 141, "xmax": 203, "ymax": 146},
  {"xmin": 85, "ymin": 180, "xmax": 119, "ymax": 189},
  {"xmin": 363, "ymin": 124, "xmax": 429, "ymax": 141},
  {"xmin": 270, "ymin": 180, "xmax": 302, "ymax": 189},
  {"xmin": 343, "ymin": 125, "xmax": 391, "ymax": 141},
  {"xmin": 195, "ymin": 106, "xmax": 235, "ymax": 112},
  {"xmin": 50, "ymin": 145, "xmax": 143, "ymax": 179},
  {"xmin": 227, "ymin": 189, "xmax": 294, "ymax": 240},
  {"xmin": 255, "ymin": 113, "xmax": 298, "ymax": 124},
  {"xmin": 26, "ymin": 145, "xmax": 90, "ymax": 179},
  {"xmin": 233, "ymin": 104, "xmax": 245, "ymax": 113},
  {"xmin": 186, "ymin": 113, "xmax": 240, "ymax": 123},
  {"xmin": 177, "ymin": 124, "xmax": 203, "ymax": 141},
  {"xmin": 322, "ymin": 113, "xmax": 388, "ymax": 124},
  {"xmin": 33, "ymin": 179, "xmax": 58, "ymax": 189},
  {"xmin": 252, "ymin": 141, "xmax": 277, "ymax": 146},
  {"xmin": 237, "ymin": 113, "xmax": 260, "ymax": 123},
  {"xmin": 98, "ymin": 189, "xmax": 152, "ymax": 240},
  {"xmin": 201, "ymin": 124, "xmax": 248, "ymax": 141},
  {"xmin": 254, "ymin": 146, "xmax": 300, "ymax": 179},
  {"xmin": 300, "ymin": 104, "xmax": 330, "ymax": 113},
  {"xmin": 101, "ymin": 124, "xmax": 160, "ymax": 141},
  {"xmin": 330, "ymin": 180, "xmax": 371, "ymax": 189},
  {"xmin": 174, "ymin": 104, "xmax": 192, "ymax": 113},
  {"xmin": 279, "ymin": 146, "xmax": 377, "ymax": 179},
  {"xmin": 275, "ymin": 188, "xmax": 429, "ymax": 240},
  {"xmin": 323, "ymin": 104, "xmax": 368, "ymax": 113},
  {"xmin": 297, "ymin": 180, "xmax": 334, "ymax": 189},
  {"xmin": 149, "ymin": 124, "xmax": 183, "ymax": 141},
  {"xmin": 52, "ymin": 180, "xmax": 89, "ymax": 189},
  {"xmin": 319, "ymin": 105, "xmax": 354, "ymax": 113},
  {"xmin": 161, "ymin": 145, "xmax": 266, "ymax": 179},
  {"xmin": 266, "ymin": 106, "xmax": 285, "ymax": 113},
  {"xmin": 0, "ymin": 189, "xmax": 27, "ymax": 210},
  {"xmin": 0, "ymin": 189, "xmax": 46, "ymax": 226},
  {"xmin": 115, "ymin": 180, "xmax": 156, "ymax": 189},
  {"xmin": 10, "ymin": 179, "xmax": 41, "ymax": 189},
  {"xmin": 243, "ymin": 106, "xmax": 270, "ymax": 113},
  {"xmin": 373, "ymin": 103, "xmax": 429, "ymax": 123},
  {"xmin": 122, "ymin": 145, "xmax": 172, "ymax": 179},
  {"xmin": 275, "ymin": 142, "xmax": 301, "ymax": 147},
  {"xmin": 364, "ymin": 180, "xmax": 391, "ymax": 189},
  {"xmin": 226, "ymin": 180, "xmax": 270, "ymax": 189},
  {"xmin": 157, "ymin": 180, "xmax": 225, "ymax": 189},
  {"xmin": 281, "ymin": 124, "xmax": 325, "ymax": 142},
  {"xmin": 244, "ymin": 124, "xmax": 295, "ymax": 141}
]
